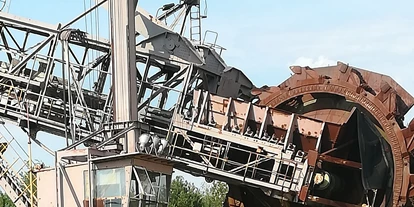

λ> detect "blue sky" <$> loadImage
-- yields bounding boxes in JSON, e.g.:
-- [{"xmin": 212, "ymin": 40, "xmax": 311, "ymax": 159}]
[{"xmin": 2, "ymin": 0, "xmax": 414, "ymax": 186}]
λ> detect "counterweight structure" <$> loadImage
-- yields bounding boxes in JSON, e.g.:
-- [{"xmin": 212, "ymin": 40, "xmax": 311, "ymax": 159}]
[{"xmin": 0, "ymin": 1, "xmax": 412, "ymax": 207}]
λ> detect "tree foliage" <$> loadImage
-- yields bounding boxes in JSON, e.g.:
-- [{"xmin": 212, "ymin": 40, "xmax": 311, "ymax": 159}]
[
  {"xmin": 1, "ymin": 171, "xmax": 228, "ymax": 207},
  {"xmin": 0, "ymin": 160, "xmax": 46, "ymax": 207},
  {"xmin": 169, "ymin": 176, "xmax": 228, "ymax": 207},
  {"xmin": 201, "ymin": 181, "xmax": 229, "ymax": 207},
  {"xmin": 169, "ymin": 176, "xmax": 203, "ymax": 207},
  {"xmin": 0, "ymin": 193, "xmax": 14, "ymax": 207}
]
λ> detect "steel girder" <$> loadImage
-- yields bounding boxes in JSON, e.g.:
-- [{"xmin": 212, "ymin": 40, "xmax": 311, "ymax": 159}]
[{"xmin": 0, "ymin": 6, "xmax": 253, "ymax": 144}]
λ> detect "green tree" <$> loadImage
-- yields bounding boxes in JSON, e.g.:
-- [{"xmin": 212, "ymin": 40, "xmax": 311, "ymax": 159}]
[
  {"xmin": 0, "ymin": 192, "xmax": 14, "ymax": 207},
  {"xmin": 169, "ymin": 176, "xmax": 228, "ymax": 207},
  {"xmin": 0, "ymin": 160, "xmax": 46, "ymax": 207},
  {"xmin": 169, "ymin": 176, "xmax": 203, "ymax": 207},
  {"xmin": 0, "ymin": 167, "xmax": 38, "ymax": 207},
  {"xmin": 201, "ymin": 181, "xmax": 228, "ymax": 207}
]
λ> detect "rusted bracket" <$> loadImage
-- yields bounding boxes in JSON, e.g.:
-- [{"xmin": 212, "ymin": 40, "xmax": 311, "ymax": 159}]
[
  {"xmin": 408, "ymin": 174, "xmax": 414, "ymax": 198},
  {"xmin": 376, "ymin": 80, "xmax": 397, "ymax": 120},
  {"xmin": 299, "ymin": 150, "xmax": 319, "ymax": 202},
  {"xmin": 402, "ymin": 119, "xmax": 414, "ymax": 152}
]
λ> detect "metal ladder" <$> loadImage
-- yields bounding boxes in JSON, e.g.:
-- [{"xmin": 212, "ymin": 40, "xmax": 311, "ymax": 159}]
[
  {"xmin": 189, "ymin": 4, "xmax": 203, "ymax": 43},
  {"xmin": 0, "ymin": 125, "xmax": 37, "ymax": 207}
]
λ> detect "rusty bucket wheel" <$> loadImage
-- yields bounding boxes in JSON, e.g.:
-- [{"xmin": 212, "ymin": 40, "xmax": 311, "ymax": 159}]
[{"xmin": 252, "ymin": 62, "xmax": 412, "ymax": 207}]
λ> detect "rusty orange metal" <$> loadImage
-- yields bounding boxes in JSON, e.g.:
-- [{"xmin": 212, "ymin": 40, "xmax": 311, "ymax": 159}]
[{"xmin": 250, "ymin": 61, "xmax": 414, "ymax": 207}]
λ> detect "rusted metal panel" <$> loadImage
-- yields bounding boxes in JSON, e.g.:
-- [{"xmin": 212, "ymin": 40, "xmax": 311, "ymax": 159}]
[
  {"xmin": 307, "ymin": 150, "xmax": 318, "ymax": 167},
  {"xmin": 249, "ymin": 62, "xmax": 412, "ymax": 207},
  {"xmin": 299, "ymin": 186, "xmax": 309, "ymax": 202},
  {"xmin": 254, "ymin": 62, "xmax": 414, "ymax": 119},
  {"xmin": 83, "ymin": 199, "xmax": 104, "ymax": 207},
  {"xmin": 193, "ymin": 90, "xmax": 329, "ymax": 143}
]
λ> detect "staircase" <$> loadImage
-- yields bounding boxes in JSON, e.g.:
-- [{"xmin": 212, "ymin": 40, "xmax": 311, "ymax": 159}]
[
  {"xmin": 0, "ymin": 125, "xmax": 37, "ymax": 207},
  {"xmin": 0, "ymin": 161, "xmax": 32, "ymax": 206}
]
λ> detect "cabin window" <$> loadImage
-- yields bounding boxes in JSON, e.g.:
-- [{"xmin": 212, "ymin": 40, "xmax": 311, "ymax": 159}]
[
  {"xmin": 95, "ymin": 168, "xmax": 126, "ymax": 198},
  {"xmin": 130, "ymin": 166, "xmax": 171, "ymax": 206}
]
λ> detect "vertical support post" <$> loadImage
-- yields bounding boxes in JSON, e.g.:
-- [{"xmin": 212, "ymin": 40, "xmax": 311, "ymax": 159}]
[
  {"xmin": 124, "ymin": 166, "xmax": 133, "ymax": 206},
  {"xmin": 109, "ymin": 0, "xmax": 139, "ymax": 153},
  {"xmin": 62, "ymin": 43, "xmax": 69, "ymax": 147},
  {"xmin": 55, "ymin": 151, "xmax": 60, "ymax": 207},
  {"xmin": 62, "ymin": 40, "xmax": 76, "ymax": 145},
  {"xmin": 315, "ymin": 122, "xmax": 326, "ymax": 153},
  {"xmin": 26, "ymin": 101, "xmax": 34, "ymax": 206},
  {"xmin": 88, "ymin": 152, "xmax": 93, "ymax": 207},
  {"xmin": 241, "ymin": 102, "xmax": 252, "ymax": 134},
  {"xmin": 57, "ymin": 158, "xmax": 64, "ymax": 206},
  {"xmin": 222, "ymin": 97, "xmax": 232, "ymax": 131},
  {"xmin": 283, "ymin": 114, "xmax": 297, "ymax": 151},
  {"xmin": 28, "ymin": 139, "xmax": 34, "ymax": 206},
  {"xmin": 258, "ymin": 106, "xmax": 270, "ymax": 139}
]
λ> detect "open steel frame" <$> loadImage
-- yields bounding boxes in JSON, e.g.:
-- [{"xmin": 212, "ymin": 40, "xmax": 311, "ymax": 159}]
[
  {"xmin": 0, "ymin": 1, "xmax": 413, "ymax": 207},
  {"xmin": 0, "ymin": 1, "xmax": 253, "ymax": 206}
]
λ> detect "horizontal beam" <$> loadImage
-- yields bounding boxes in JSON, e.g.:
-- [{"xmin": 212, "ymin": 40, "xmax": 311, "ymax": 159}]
[
  {"xmin": 60, "ymin": 128, "xmax": 105, "ymax": 151},
  {"xmin": 0, "ymin": 12, "xmax": 58, "ymax": 35},
  {"xmin": 0, "ymin": 11, "xmax": 110, "ymax": 52},
  {"xmin": 96, "ymin": 124, "xmax": 138, "ymax": 149},
  {"xmin": 318, "ymin": 154, "xmax": 362, "ymax": 169}
]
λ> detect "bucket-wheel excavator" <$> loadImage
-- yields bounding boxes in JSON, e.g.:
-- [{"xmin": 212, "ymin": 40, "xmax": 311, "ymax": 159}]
[{"xmin": 0, "ymin": 1, "xmax": 413, "ymax": 207}]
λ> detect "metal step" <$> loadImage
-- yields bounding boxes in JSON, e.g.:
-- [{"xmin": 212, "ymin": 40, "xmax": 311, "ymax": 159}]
[
  {"xmin": 0, "ymin": 134, "xmax": 37, "ymax": 207},
  {"xmin": 0, "ymin": 161, "xmax": 31, "ymax": 207},
  {"xmin": 190, "ymin": 5, "xmax": 202, "ymax": 42}
]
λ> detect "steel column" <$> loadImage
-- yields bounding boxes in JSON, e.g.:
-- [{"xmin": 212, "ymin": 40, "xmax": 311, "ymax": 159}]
[
  {"xmin": 62, "ymin": 40, "xmax": 76, "ymax": 144},
  {"xmin": 109, "ymin": 0, "xmax": 138, "ymax": 153}
]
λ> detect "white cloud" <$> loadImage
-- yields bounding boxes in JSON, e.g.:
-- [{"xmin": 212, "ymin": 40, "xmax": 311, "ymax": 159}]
[{"xmin": 290, "ymin": 56, "xmax": 337, "ymax": 68}]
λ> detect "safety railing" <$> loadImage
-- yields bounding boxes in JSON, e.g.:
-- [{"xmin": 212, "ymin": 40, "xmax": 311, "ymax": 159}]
[{"xmin": 168, "ymin": 127, "xmax": 308, "ymax": 194}]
